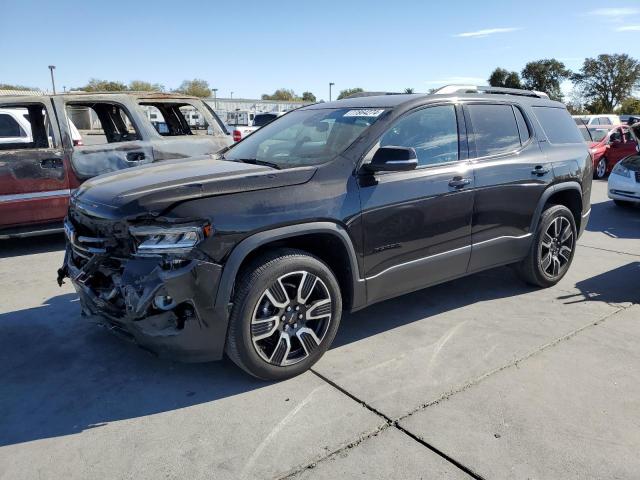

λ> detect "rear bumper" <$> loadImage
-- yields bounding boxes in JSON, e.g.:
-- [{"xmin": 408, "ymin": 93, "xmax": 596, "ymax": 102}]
[{"xmin": 62, "ymin": 249, "xmax": 226, "ymax": 362}]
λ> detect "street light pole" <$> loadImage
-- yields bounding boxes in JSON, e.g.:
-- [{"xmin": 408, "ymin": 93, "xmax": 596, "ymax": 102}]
[
  {"xmin": 329, "ymin": 82, "xmax": 335, "ymax": 101},
  {"xmin": 230, "ymin": 91, "xmax": 234, "ymax": 99},
  {"xmin": 213, "ymin": 88, "xmax": 218, "ymax": 109},
  {"xmin": 48, "ymin": 65, "xmax": 56, "ymax": 94}
]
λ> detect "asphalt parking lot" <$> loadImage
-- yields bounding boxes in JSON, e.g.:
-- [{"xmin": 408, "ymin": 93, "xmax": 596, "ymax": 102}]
[{"xmin": 1, "ymin": 179, "xmax": 638, "ymax": 480}]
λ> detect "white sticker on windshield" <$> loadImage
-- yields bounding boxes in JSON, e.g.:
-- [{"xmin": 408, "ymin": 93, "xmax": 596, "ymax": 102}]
[{"xmin": 343, "ymin": 109, "xmax": 384, "ymax": 117}]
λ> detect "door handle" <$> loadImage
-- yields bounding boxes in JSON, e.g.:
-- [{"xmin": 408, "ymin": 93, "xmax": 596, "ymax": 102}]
[
  {"xmin": 39, "ymin": 158, "xmax": 63, "ymax": 169},
  {"xmin": 448, "ymin": 177, "xmax": 471, "ymax": 189},
  {"xmin": 126, "ymin": 152, "xmax": 146, "ymax": 162},
  {"xmin": 531, "ymin": 165, "xmax": 550, "ymax": 176}
]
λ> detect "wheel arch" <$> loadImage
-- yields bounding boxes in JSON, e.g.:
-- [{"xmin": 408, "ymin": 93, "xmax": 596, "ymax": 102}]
[
  {"xmin": 530, "ymin": 182, "xmax": 583, "ymax": 234},
  {"xmin": 213, "ymin": 222, "xmax": 366, "ymax": 329}
]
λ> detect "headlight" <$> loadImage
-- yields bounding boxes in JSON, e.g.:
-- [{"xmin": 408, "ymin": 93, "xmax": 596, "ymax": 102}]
[
  {"xmin": 611, "ymin": 163, "xmax": 631, "ymax": 178},
  {"xmin": 130, "ymin": 224, "xmax": 212, "ymax": 254}
]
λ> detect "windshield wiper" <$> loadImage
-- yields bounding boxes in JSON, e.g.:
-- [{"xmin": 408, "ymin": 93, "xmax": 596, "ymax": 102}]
[{"xmin": 232, "ymin": 158, "xmax": 281, "ymax": 170}]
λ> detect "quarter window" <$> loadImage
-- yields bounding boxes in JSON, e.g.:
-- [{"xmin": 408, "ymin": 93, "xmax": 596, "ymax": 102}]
[
  {"xmin": 467, "ymin": 104, "xmax": 521, "ymax": 157},
  {"xmin": 514, "ymin": 107, "xmax": 531, "ymax": 144},
  {"xmin": 379, "ymin": 105, "xmax": 459, "ymax": 167},
  {"xmin": 533, "ymin": 107, "xmax": 584, "ymax": 144}
]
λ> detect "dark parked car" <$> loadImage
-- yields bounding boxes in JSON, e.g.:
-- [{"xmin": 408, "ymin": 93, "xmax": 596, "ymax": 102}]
[{"xmin": 58, "ymin": 86, "xmax": 592, "ymax": 380}]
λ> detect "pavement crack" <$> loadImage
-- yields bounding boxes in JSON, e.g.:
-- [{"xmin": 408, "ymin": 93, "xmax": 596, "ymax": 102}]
[
  {"xmin": 274, "ymin": 369, "xmax": 486, "ymax": 480},
  {"xmin": 577, "ymin": 243, "xmax": 640, "ymax": 258},
  {"xmin": 395, "ymin": 304, "xmax": 632, "ymax": 422}
]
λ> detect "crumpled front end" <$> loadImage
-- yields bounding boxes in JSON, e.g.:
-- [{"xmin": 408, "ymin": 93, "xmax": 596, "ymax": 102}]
[{"xmin": 58, "ymin": 206, "xmax": 226, "ymax": 362}]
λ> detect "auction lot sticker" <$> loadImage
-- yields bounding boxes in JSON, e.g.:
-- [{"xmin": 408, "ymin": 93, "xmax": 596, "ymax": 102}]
[{"xmin": 343, "ymin": 109, "xmax": 385, "ymax": 117}]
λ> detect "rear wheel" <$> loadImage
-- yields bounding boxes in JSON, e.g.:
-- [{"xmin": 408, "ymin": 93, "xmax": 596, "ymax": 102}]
[
  {"xmin": 225, "ymin": 249, "xmax": 342, "ymax": 380},
  {"xmin": 594, "ymin": 157, "xmax": 607, "ymax": 179},
  {"xmin": 516, "ymin": 205, "xmax": 577, "ymax": 288}
]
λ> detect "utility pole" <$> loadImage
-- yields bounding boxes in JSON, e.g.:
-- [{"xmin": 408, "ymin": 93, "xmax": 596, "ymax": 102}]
[
  {"xmin": 213, "ymin": 88, "xmax": 218, "ymax": 109},
  {"xmin": 329, "ymin": 82, "xmax": 335, "ymax": 102},
  {"xmin": 48, "ymin": 65, "xmax": 56, "ymax": 94},
  {"xmin": 230, "ymin": 91, "xmax": 234, "ymax": 99}
]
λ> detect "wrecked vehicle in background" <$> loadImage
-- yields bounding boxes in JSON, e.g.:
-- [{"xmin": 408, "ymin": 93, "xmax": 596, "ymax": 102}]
[{"xmin": 0, "ymin": 92, "xmax": 231, "ymax": 238}]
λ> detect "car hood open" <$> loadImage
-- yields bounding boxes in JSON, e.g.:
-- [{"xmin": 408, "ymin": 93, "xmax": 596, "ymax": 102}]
[{"xmin": 72, "ymin": 156, "xmax": 316, "ymax": 218}]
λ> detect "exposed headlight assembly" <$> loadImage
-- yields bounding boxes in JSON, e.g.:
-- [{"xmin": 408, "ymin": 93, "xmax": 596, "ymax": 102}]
[
  {"xmin": 611, "ymin": 163, "xmax": 631, "ymax": 178},
  {"xmin": 130, "ymin": 224, "xmax": 212, "ymax": 255}
]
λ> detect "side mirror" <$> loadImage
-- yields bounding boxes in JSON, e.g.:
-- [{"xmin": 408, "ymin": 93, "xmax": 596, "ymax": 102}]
[{"xmin": 364, "ymin": 146, "xmax": 418, "ymax": 172}]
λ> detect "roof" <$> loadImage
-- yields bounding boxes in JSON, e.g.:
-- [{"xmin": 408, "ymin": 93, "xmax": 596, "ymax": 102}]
[{"xmin": 0, "ymin": 91, "xmax": 202, "ymax": 102}]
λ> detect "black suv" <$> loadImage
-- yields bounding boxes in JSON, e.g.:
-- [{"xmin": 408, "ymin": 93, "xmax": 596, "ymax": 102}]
[{"xmin": 58, "ymin": 86, "xmax": 592, "ymax": 380}]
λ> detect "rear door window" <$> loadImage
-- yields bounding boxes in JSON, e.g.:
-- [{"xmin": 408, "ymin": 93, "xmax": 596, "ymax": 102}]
[
  {"xmin": 141, "ymin": 102, "xmax": 209, "ymax": 136},
  {"xmin": 533, "ymin": 107, "xmax": 584, "ymax": 144},
  {"xmin": 466, "ymin": 104, "xmax": 521, "ymax": 157},
  {"xmin": 66, "ymin": 103, "xmax": 139, "ymax": 146}
]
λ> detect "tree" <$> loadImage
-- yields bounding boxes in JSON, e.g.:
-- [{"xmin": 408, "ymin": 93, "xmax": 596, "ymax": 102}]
[
  {"xmin": 175, "ymin": 79, "xmax": 211, "ymax": 98},
  {"xmin": 301, "ymin": 91, "xmax": 316, "ymax": 102},
  {"xmin": 404, "ymin": 88, "xmax": 415, "ymax": 94},
  {"xmin": 337, "ymin": 87, "xmax": 364, "ymax": 100},
  {"xmin": 129, "ymin": 80, "xmax": 164, "ymax": 92},
  {"xmin": 261, "ymin": 89, "xmax": 298, "ymax": 101},
  {"xmin": 488, "ymin": 68, "xmax": 522, "ymax": 89},
  {"xmin": 617, "ymin": 97, "xmax": 640, "ymax": 114},
  {"xmin": 0, "ymin": 83, "xmax": 36, "ymax": 91},
  {"xmin": 521, "ymin": 59, "xmax": 571, "ymax": 101},
  {"xmin": 573, "ymin": 54, "xmax": 640, "ymax": 112},
  {"xmin": 80, "ymin": 78, "xmax": 128, "ymax": 92}
]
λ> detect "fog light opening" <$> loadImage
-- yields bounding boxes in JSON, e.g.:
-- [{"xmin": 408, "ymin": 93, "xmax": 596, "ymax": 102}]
[{"xmin": 153, "ymin": 295, "xmax": 176, "ymax": 311}]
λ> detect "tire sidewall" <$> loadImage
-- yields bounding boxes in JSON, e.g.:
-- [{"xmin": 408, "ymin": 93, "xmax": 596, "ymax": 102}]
[
  {"xmin": 595, "ymin": 157, "xmax": 607, "ymax": 179},
  {"xmin": 230, "ymin": 253, "xmax": 342, "ymax": 380}
]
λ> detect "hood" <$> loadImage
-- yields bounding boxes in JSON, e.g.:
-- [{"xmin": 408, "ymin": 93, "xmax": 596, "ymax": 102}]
[
  {"xmin": 73, "ymin": 156, "xmax": 316, "ymax": 218},
  {"xmin": 621, "ymin": 154, "xmax": 640, "ymax": 172}
]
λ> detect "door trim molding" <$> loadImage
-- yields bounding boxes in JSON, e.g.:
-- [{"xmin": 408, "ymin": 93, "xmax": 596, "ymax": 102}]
[{"xmin": 0, "ymin": 189, "xmax": 71, "ymax": 203}]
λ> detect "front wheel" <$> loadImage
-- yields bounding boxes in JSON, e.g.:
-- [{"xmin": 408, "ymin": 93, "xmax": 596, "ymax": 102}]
[
  {"xmin": 225, "ymin": 249, "xmax": 342, "ymax": 380},
  {"xmin": 516, "ymin": 205, "xmax": 577, "ymax": 288},
  {"xmin": 594, "ymin": 157, "xmax": 607, "ymax": 179}
]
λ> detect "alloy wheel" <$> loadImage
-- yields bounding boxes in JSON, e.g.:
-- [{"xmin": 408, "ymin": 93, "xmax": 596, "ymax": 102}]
[
  {"xmin": 251, "ymin": 271, "xmax": 332, "ymax": 366},
  {"xmin": 596, "ymin": 158, "xmax": 607, "ymax": 179},
  {"xmin": 539, "ymin": 216, "xmax": 574, "ymax": 278}
]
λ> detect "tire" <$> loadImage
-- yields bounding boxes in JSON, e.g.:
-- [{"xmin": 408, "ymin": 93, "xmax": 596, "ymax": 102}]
[
  {"xmin": 516, "ymin": 205, "xmax": 577, "ymax": 288},
  {"xmin": 594, "ymin": 157, "xmax": 607, "ymax": 179},
  {"xmin": 614, "ymin": 199, "xmax": 632, "ymax": 207},
  {"xmin": 225, "ymin": 248, "xmax": 342, "ymax": 380}
]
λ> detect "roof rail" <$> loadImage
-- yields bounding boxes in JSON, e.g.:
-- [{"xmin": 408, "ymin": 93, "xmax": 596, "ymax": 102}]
[
  {"xmin": 343, "ymin": 91, "xmax": 403, "ymax": 99},
  {"xmin": 432, "ymin": 85, "xmax": 549, "ymax": 99}
]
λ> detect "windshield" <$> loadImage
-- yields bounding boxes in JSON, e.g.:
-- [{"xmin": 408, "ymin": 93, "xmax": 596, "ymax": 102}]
[
  {"xmin": 223, "ymin": 108, "xmax": 384, "ymax": 168},
  {"xmin": 589, "ymin": 128, "xmax": 609, "ymax": 143},
  {"xmin": 253, "ymin": 113, "xmax": 278, "ymax": 127}
]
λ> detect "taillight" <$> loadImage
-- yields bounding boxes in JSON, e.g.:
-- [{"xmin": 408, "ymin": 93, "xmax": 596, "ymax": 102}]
[{"xmin": 233, "ymin": 130, "xmax": 242, "ymax": 142}]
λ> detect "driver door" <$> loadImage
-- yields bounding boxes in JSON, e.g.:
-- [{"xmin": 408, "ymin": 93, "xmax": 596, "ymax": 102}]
[{"xmin": 358, "ymin": 103, "xmax": 474, "ymax": 304}]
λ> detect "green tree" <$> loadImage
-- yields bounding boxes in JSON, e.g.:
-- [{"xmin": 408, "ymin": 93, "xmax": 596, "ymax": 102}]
[
  {"xmin": 573, "ymin": 54, "xmax": 640, "ymax": 112},
  {"xmin": 261, "ymin": 89, "xmax": 298, "ymax": 101},
  {"xmin": 404, "ymin": 88, "xmax": 415, "ymax": 94},
  {"xmin": 488, "ymin": 68, "xmax": 522, "ymax": 89},
  {"xmin": 129, "ymin": 80, "xmax": 164, "ymax": 92},
  {"xmin": 337, "ymin": 87, "xmax": 364, "ymax": 100},
  {"xmin": 521, "ymin": 59, "xmax": 571, "ymax": 101},
  {"xmin": 80, "ymin": 78, "xmax": 128, "ymax": 92},
  {"xmin": 617, "ymin": 96, "xmax": 640, "ymax": 114},
  {"xmin": 175, "ymin": 79, "xmax": 211, "ymax": 98},
  {"xmin": 0, "ymin": 83, "xmax": 37, "ymax": 91},
  {"xmin": 301, "ymin": 91, "xmax": 316, "ymax": 102}
]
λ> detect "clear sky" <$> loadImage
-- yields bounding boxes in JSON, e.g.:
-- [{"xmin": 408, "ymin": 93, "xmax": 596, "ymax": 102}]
[{"xmin": 1, "ymin": 0, "xmax": 639, "ymax": 100}]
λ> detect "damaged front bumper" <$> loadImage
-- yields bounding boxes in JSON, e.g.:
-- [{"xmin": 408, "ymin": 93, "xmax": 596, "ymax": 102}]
[{"xmin": 59, "ymin": 237, "xmax": 226, "ymax": 363}]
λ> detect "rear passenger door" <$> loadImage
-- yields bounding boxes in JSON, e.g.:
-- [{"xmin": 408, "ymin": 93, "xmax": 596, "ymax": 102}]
[
  {"xmin": 359, "ymin": 103, "xmax": 475, "ymax": 303},
  {"xmin": 464, "ymin": 102, "xmax": 551, "ymax": 273},
  {"xmin": 0, "ymin": 101, "xmax": 69, "ymax": 231}
]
